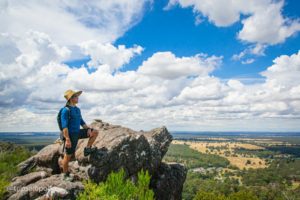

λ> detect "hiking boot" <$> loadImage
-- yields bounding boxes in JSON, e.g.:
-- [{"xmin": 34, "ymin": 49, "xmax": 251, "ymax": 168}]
[
  {"xmin": 61, "ymin": 172, "xmax": 74, "ymax": 182},
  {"xmin": 84, "ymin": 146, "xmax": 97, "ymax": 156}
]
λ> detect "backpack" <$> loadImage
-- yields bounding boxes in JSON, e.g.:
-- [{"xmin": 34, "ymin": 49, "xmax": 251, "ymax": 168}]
[{"xmin": 57, "ymin": 105, "xmax": 71, "ymax": 141}]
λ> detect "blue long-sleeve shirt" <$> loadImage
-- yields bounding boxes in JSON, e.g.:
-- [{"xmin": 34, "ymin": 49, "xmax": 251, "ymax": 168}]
[{"xmin": 61, "ymin": 105, "xmax": 86, "ymax": 134}]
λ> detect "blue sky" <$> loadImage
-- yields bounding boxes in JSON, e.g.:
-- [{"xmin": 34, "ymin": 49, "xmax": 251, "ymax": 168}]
[
  {"xmin": 68, "ymin": 0, "xmax": 300, "ymax": 80},
  {"xmin": 1, "ymin": 0, "xmax": 300, "ymax": 132},
  {"xmin": 128, "ymin": 0, "xmax": 300, "ymax": 86}
]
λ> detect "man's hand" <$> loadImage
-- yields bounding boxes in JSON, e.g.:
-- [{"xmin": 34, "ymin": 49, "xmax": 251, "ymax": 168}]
[
  {"xmin": 82, "ymin": 124, "xmax": 89, "ymax": 129},
  {"xmin": 83, "ymin": 124, "xmax": 93, "ymax": 137},
  {"xmin": 65, "ymin": 138, "xmax": 72, "ymax": 148}
]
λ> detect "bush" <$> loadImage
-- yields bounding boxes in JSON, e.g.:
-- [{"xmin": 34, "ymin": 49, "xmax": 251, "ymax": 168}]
[
  {"xmin": 0, "ymin": 142, "xmax": 33, "ymax": 199},
  {"xmin": 193, "ymin": 190, "xmax": 226, "ymax": 200},
  {"xmin": 228, "ymin": 190, "xmax": 259, "ymax": 200},
  {"xmin": 0, "ymin": 177, "xmax": 10, "ymax": 199},
  {"xmin": 193, "ymin": 190, "xmax": 259, "ymax": 200},
  {"xmin": 77, "ymin": 168, "xmax": 154, "ymax": 200},
  {"xmin": 183, "ymin": 171, "xmax": 243, "ymax": 200}
]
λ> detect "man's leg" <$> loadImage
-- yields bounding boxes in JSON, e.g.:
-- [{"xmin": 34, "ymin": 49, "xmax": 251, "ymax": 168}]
[
  {"xmin": 80, "ymin": 129, "xmax": 99, "ymax": 156},
  {"xmin": 86, "ymin": 129, "xmax": 99, "ymax": 147},
  {"xmin": 62, "ymin": 153, "xmax": 72, "ymax": 173},
  {"xmin": 60, "ymin": 152, "xmax": 74, "ymax": 181},
  {"xmin": 61, "ymin": 134, "xmax": 78, "ymax": 180}
]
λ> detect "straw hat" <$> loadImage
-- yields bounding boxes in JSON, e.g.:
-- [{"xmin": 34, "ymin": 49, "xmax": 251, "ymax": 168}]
[{"xmin": 64, "ymin": 89, "xmax": 82, "ymax": 101}]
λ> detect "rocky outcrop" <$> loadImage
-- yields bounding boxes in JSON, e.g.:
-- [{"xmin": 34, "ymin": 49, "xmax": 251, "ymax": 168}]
[
  {"xmin": 150, "ymin": 163, "xmax": 187, "ymax": 200},
  {"xmin": 5, "ymin": 119, "xmax": 187, "ymax": 200}
]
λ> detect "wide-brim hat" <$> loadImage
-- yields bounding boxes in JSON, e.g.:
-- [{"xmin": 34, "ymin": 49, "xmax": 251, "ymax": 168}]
[{"xmin": 64, "ymin": 89, "xmax": 82, "ymax": 101}]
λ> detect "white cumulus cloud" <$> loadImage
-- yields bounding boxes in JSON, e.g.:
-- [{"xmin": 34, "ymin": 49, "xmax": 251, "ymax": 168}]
[
  {"xmin": 0, "ymin": 0, "xmax": 151, "ymax": 45},
  {"xmin": 1, "ymin": 31, "xmax": 300, "ymax": 131},
  {"xmin": 137, "ymin": 52, "xmax": 222, "ymax": 79},
  {"xmin": 80, "ymin": 41, "xmax": 143, "ymax": 72},
  {"xmin": 166, "ymin": 0, "xmax": 300, "ymax": 45}
]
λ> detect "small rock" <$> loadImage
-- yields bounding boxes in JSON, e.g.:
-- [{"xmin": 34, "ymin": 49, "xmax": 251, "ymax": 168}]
[{"xmin": 46, "ymin": 187, "xmax": 68, "ymax": 198}]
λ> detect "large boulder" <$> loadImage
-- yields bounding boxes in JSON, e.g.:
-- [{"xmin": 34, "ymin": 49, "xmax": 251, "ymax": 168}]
[
  {"xmin": 5, "ymin": 119, "xmax": 187, "ymax": 200},
  {"xmin": 150, "ymin": 163, "xmax": 187, "ymax": 200}
]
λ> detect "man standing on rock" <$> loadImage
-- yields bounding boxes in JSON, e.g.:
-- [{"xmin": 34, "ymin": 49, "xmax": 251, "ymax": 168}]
[{"xmin": 60, "ymin": 89, "xmax": 99, "ymax": 181}]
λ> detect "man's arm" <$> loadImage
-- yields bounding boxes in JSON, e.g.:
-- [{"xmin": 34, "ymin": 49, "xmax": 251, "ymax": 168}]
[
  {"xmin": 61, "ymin": 108, "xmax": 71, "ymax": 141},
  {"xmin": 63, "ymin": 128, "xmax": 70, "ymax": 141},
  {"xmin": 63, "ymin": 127, "xmax": 72, "ymax": 148},
  {"xmin": 79, "ymin": 110, "xmax": 93, "ymax": 138},
  {"xmin": 79, "ymin": 109, "xmax": 90, "ymax": 129}
]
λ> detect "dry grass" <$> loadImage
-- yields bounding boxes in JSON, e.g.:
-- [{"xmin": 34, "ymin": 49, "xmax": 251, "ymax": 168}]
[
  {"xmin": 226, "ymin": 156, "xmax": 266, "ymax": 169},
  {"xmin": 292, "ymin": 181, "xmax": 300, "ymax": 189},
  {"xmin": 173, "ymin": 140, "xmax": 264, "ymax": 152},
  {"xmin": 195, "ymin": 137, "xmax": 231, "ymax": 141},
  {"xmin": 236, "ymin": 138, "xmax": 273, "ymax": 141},
  {"xmin": 172, "ymin": 140, "xmax": 267, "ymax": 169},
  {"xmin": 236, "ymin": 138, "xmax": 287, "ymax": 146}
]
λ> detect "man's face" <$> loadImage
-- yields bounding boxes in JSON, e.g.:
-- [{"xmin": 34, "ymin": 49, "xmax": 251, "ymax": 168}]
[{"xmin": 71, "ymin": 94, "xmax": 79, "ymax": 104}]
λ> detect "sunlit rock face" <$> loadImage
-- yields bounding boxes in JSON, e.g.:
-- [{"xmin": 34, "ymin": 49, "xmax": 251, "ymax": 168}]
[{"xmin": 5, "ymin": 119, "xmax": 187, "ymax": 200}]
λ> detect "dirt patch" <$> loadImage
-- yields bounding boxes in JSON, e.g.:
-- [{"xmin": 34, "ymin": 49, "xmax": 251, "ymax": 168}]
[{"xmin": 225, "ymin": 156, "xmax": 266, "ymax": 169}]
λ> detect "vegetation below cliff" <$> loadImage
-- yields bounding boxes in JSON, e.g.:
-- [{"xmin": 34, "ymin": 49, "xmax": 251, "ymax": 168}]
[
  {"xmin": 78, "ymin": 168, "xmax": 154, "ymax": 200},
  {"xmin": 164, "ymin": 143, "xmax": 300, "ymax": 200},
  {"xmin": 0, "ymin": 142, "xmax": 34, "ymax": 199}
]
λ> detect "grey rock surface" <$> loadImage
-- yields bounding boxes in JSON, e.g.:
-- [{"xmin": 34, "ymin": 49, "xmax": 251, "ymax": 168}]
[{"xmin": 5, "ymin": 119, "xmax": 187, "ymax": 200}]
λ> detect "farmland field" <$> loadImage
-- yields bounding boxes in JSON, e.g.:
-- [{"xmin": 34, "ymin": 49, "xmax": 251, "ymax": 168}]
[
  {"xmin": 164, "ymin": 132, "xmax": 300, "ymax": 200},
  {"xmin": 1, "ymin": 131, "xmax": 300, "ymax": 200}
]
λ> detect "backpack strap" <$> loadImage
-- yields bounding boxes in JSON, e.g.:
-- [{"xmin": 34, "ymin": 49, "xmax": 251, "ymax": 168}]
[{"xmin": 65, "ymin": 105, "xmax": 71, "ymax": 121}]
